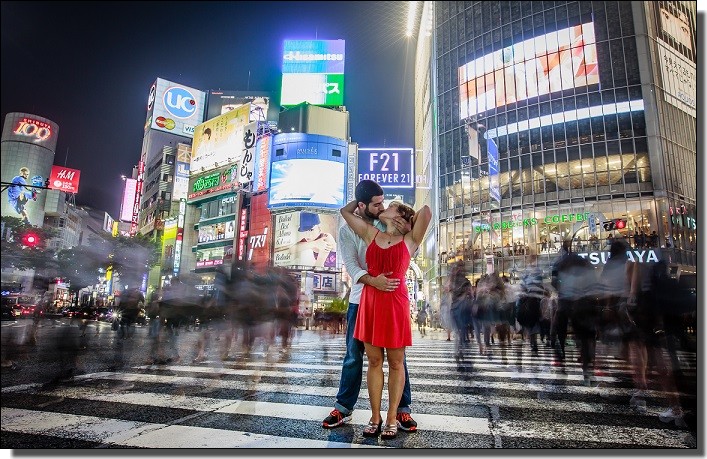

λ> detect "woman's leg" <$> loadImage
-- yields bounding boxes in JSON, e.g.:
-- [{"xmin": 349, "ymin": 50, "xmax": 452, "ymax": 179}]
[
  {"xmin": 385, "ymin": 347, "xmax": 406, "ymax": 426},
  {"xmin": 364, "ymin": 342, "xmax": 384, "ymax": 423}
]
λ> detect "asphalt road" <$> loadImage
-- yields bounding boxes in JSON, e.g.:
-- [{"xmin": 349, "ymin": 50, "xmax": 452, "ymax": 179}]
[{"xmin": 0, "ymin": 317, "xmax": 698, "ymax": 449}]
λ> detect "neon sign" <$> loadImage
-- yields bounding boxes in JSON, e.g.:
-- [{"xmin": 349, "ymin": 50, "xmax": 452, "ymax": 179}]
[{"xmin": 14, "ymin": 118, "xmax": 52, "ymax": 142}]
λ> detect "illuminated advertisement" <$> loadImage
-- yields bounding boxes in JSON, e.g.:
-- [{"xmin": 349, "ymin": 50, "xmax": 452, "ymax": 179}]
[
  {"xmin": 191, "ymin": 104, "xmax": 250, "ymax": 173},
  {"xmin": 172, "ymin": 143, "xmax": 191, "ymax": 201},
  {"xmin": 188, "ymin": 163, "xmax": 240, "ymax": 202},
  {"xmin": 459, "ymin": 22, "xmax": 599, "ymax": 119},
  {"xmin": 253, "ymin": 134, "xmax": 273, "ymax": 193},
  {"xmin": 273, "ymin": 211, "xmax": 338, "ymax": 269},
  {"xmin": 3, "ymin": 164, "xmax": 44, "ymax": 227},
  {"xmin": 281, "ymin": 39, "xmax": 345, "ymax": 107},
  {"xmin": 102, "ymin": 213, "xmax": 115, "ymax": 234},
  {"xmin": 281, "ymin": 74, "xmax": 345, "ymax": 107},
  {"xmin": 149, "ymin": 78, "xmax": 206, "ymax": 138},
  {"xmin": 130, "ymin": 161, "xmax": 145, "ymax": 236},
  {"xmin": 206, "ymin": 90, "xmax": 274, "ymax": 122},
  {"xmin": 119, "ymin": 178, "xmax": 138, "ymax": 222},
  {"xmin": 196, "ymin": 245, "xmax": 234, "ymax": 268},
  {"xmin": 357, "ymin": 148, "xmax": 414, "ymax": 189},
  {"xmin": 48, "ymin": 165, "xmax": 81, "ymax": 194},
  {"xmin": 174, "ymin": 199, "xmax": 186, "ymax": 275},
  {"xmin": 162, "ymin": 219, "xmax": 177, "ymax": 269},
  {"xmin": 487, "ymin": 138, "xmax": 501, "ymax": 204},
  {"xmin": 268, "ymin": 133, "xmax": 347, "ymax": 210},
  {"xmin": 197, "ymin": 220, "xmax": 236, "ymax": 243}
]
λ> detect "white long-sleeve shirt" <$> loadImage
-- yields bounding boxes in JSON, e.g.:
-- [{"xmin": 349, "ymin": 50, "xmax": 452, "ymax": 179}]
[{"xmin": 338, "ymin": 219, "xmax": 385, "ymax": 305}]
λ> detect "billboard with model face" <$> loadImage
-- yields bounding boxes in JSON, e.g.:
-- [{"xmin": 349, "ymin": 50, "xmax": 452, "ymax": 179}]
[
  {"xmin": 272, "ymin": 210, "xmax": 338, "ymax": 269},
  {"xmin": 191, "ymin": 104, "xmax": 250, "ymax": 173},
  {"xmin": 459, "ymin": 22, "xmax": 599, "ymax": 119},
  {"xmin": 148, "ymin": 78, "xmax": 206, "ymax": 138}
]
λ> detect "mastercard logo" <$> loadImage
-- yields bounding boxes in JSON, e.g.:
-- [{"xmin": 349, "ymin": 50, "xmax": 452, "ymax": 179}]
[{"xmin": 155, "ymin": 116, "xmax": 176, "ymax": 130}]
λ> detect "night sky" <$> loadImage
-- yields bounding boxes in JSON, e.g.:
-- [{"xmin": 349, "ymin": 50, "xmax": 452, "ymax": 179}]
[{"xmin": 1, "ymin": 1, "xmax": 416, "ymax": 218}]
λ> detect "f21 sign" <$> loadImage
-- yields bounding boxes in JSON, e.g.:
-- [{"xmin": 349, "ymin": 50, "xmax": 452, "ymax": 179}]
[
  {"xmin": 357, "ymin": 148, "xmax": 414, "ymax": 189},
  {"xmin": 48, "ymin": 165, "xmax": 81, "ymax": 194}
]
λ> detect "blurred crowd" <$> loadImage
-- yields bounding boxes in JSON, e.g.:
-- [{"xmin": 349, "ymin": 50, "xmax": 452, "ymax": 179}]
[{"xmin": 440, "ymin": 237, "xmax": 695, "ymax": 427}]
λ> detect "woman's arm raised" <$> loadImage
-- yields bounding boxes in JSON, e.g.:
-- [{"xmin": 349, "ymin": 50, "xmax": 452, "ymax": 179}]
[
  {"xmin": 408, "ymin": 205, "xmax": 432, "ymax": 246},
  {"xmin": 340, "ymin": 200, "xmax": 377, "ymax": 245}
]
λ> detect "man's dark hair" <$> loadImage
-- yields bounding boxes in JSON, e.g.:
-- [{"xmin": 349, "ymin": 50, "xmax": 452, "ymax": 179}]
[{"xmin": 354, "ymin": 180, "xmax": 384, "ymax": 205}]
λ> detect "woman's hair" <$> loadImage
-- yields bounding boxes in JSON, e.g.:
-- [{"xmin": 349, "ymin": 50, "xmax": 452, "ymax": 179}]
[{"xmin": 391, "ymin": 201, "xmax": 415, "ymax": 222}]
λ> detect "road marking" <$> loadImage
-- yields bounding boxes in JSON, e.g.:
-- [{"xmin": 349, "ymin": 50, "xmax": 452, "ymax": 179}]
[{"xmin": 0, "ymin": 408, "xmax": 386, "ymax": 448}]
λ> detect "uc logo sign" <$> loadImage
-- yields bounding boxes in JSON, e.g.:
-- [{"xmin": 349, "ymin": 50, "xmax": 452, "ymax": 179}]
[{"xmin": 164, "ymin": 86, "xmax": 197, "ymax": 119}]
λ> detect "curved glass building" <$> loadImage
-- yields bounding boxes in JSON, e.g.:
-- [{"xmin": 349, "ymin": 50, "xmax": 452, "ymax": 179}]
[{"xmin": 413, "ymin": 1, "xmax": 696, "ymax": 296}]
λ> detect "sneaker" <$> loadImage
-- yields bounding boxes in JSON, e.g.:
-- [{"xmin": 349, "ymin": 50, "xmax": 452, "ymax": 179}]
[
  {"xmin": 396, "ymin": 412, "xmax": 418, "ymax": 432},
  {"xmin": 322, "ymin": 409, "xmax": 352, "ymax": 429}
]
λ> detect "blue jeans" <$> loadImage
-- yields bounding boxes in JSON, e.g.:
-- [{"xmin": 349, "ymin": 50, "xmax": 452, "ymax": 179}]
[{"xmin": 334, "ymin": 302, "xmax": 412, "ymax": 416}]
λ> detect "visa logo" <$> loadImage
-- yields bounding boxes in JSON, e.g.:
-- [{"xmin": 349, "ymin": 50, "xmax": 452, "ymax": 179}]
[{"xmin": 183, "ymin": 124, "xmax": 195, "ymax": 135}]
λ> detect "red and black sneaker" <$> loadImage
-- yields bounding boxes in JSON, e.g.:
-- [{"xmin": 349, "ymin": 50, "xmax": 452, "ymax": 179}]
[
  {"xmin": 396, "ymin": 412, "xmax": 418, "ymax": 432},
  {"xmin": 322, "ymin": 409, "xmax": 352, "ymax": 429}
]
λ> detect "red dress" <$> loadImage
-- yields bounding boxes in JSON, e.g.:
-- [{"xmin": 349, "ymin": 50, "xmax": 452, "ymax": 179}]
[{"xmin": 353, "ymin": 231, "xmax": 412, "ymax": 348}]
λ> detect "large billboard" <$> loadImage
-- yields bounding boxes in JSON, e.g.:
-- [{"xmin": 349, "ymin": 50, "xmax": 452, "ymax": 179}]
[
  {"xmin": 187, "ymin": 163, "xmax": 240, "ymax": 202},
  {"xmin": 272, "ymin": 210, "xmax": 338, "ymax": 269},
  {"xmin": 147, "ymin": 78, "xmax": 207, "ymax": 138},
  {"xmin": 459, "ymin": 22, "xmax": 599, "ymax": 119},
  {"xmin": 191, "ymin": 104, "xmax": 250, "ymax": 173},
  {"xmin": 268, "ymin": 133, "xmax": 348, "ymax": 210},
  {"xmin": 253, "ymin": 134, "xmax": 272, "ymax": 193},
  {"xmin": 281, "ymin": 39, "xmax": 345, "ymax": 107},
  {"xmin": 206, "ymin": 90, "xmax": 275, "ymax": 122}
]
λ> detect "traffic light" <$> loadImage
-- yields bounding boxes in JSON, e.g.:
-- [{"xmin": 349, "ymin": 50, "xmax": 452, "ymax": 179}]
[
  {"xmin": 21, "ymin": 231, "xmax": 40, "ymax": 248},
  {"xmin": 602, "ymin": 219, "xmax": 627, "ymax": 231}
]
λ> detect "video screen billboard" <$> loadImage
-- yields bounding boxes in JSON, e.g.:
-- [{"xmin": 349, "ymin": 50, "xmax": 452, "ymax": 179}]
[
  {"xmin": 281, "ymin": 39, "xmax": 345, "ymax": 107},
  {"xmin": 273, "ymin": 210, "xmax": 338, "ymax": 268},
  {"xmin": 191, "ymin": 104, "xmax": 250, "ymax": 173},
  {"xmin": 268, "ymin": 133, "xmax": 348, "ymax": 210},
  {"xmin": 459, "ymin": 22, "xmax": 599, "ymax": 119},
  {"xmin": 206, "ymin": 90, "xmax": 273, "ymax": 122},
  {"xmin": 148, "ymin": 78, "xmax": 207, "ymax": 138}
]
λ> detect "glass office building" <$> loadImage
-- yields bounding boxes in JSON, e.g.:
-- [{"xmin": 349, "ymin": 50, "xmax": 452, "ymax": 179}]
[{"xmin": 414, "ymin": 1, "xmax": 696, "ymax": 286}]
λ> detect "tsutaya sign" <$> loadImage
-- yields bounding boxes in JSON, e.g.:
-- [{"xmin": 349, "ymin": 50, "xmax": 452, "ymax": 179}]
[{"xmin": 576, "ymin": 249, "xmax": 661, "ymax": 265}]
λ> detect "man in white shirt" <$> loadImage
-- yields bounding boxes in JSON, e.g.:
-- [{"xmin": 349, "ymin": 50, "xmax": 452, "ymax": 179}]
[{"xmin": 322, "ymin": 180, "xmax": 418, "ymax": 432}]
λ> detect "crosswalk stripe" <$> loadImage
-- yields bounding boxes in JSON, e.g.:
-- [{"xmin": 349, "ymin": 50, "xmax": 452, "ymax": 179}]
[
  {"xmin": 495, "ymin": 419, "xmax": 695, "ymax": 448},
  {"xmin": 0, "ymin": 408, "xmax": 385, "ymax": 448}
]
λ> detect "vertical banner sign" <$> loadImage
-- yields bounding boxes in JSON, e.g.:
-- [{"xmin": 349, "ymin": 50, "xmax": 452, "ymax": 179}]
[
  {"xmin": 237, "ymin": 208, "xmax": 249, "ymax": 261},
  {"xmin": 131, "ymin": 161, "xmax": 145, "ymax": 235},
  {"xmin": 487, "ymin": 138, "xmax": 501, "ymax": 204},
  {"xmin": 174, "ymin": 198, "xmax": 186, "ymax": 275},
  {"xmin": 238, "ymin": 121, "xmax": 258, "ymax": 187},
  {"xmin": 253, "ymin": 135, "xmax": 272, "ymax": 193}
]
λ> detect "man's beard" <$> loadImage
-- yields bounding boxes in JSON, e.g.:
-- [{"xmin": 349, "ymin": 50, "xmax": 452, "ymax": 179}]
[{"xmin": 362, "ymin": 205, "xmax": 380, "ymax": 220}]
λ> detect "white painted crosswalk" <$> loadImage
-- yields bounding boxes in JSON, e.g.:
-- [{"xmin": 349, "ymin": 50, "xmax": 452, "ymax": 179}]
[{"xmin": 0, "ymin": 331, "xmax": 698, "ymax": 448}]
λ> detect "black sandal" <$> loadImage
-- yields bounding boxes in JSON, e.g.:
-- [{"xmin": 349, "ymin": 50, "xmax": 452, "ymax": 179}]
[
  {"xmin": 362, "ymin": 420, "xmax": 382, "ymax": 437},
  {"xmin": 381, "ymin": 423, "xmax": 398, "ymax": 439}
]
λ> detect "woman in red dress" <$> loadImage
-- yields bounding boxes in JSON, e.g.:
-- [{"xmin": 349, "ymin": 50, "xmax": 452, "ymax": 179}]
[{"xmin": 340, "ymin": 199, "xmax": 431, "ymax": 439}]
